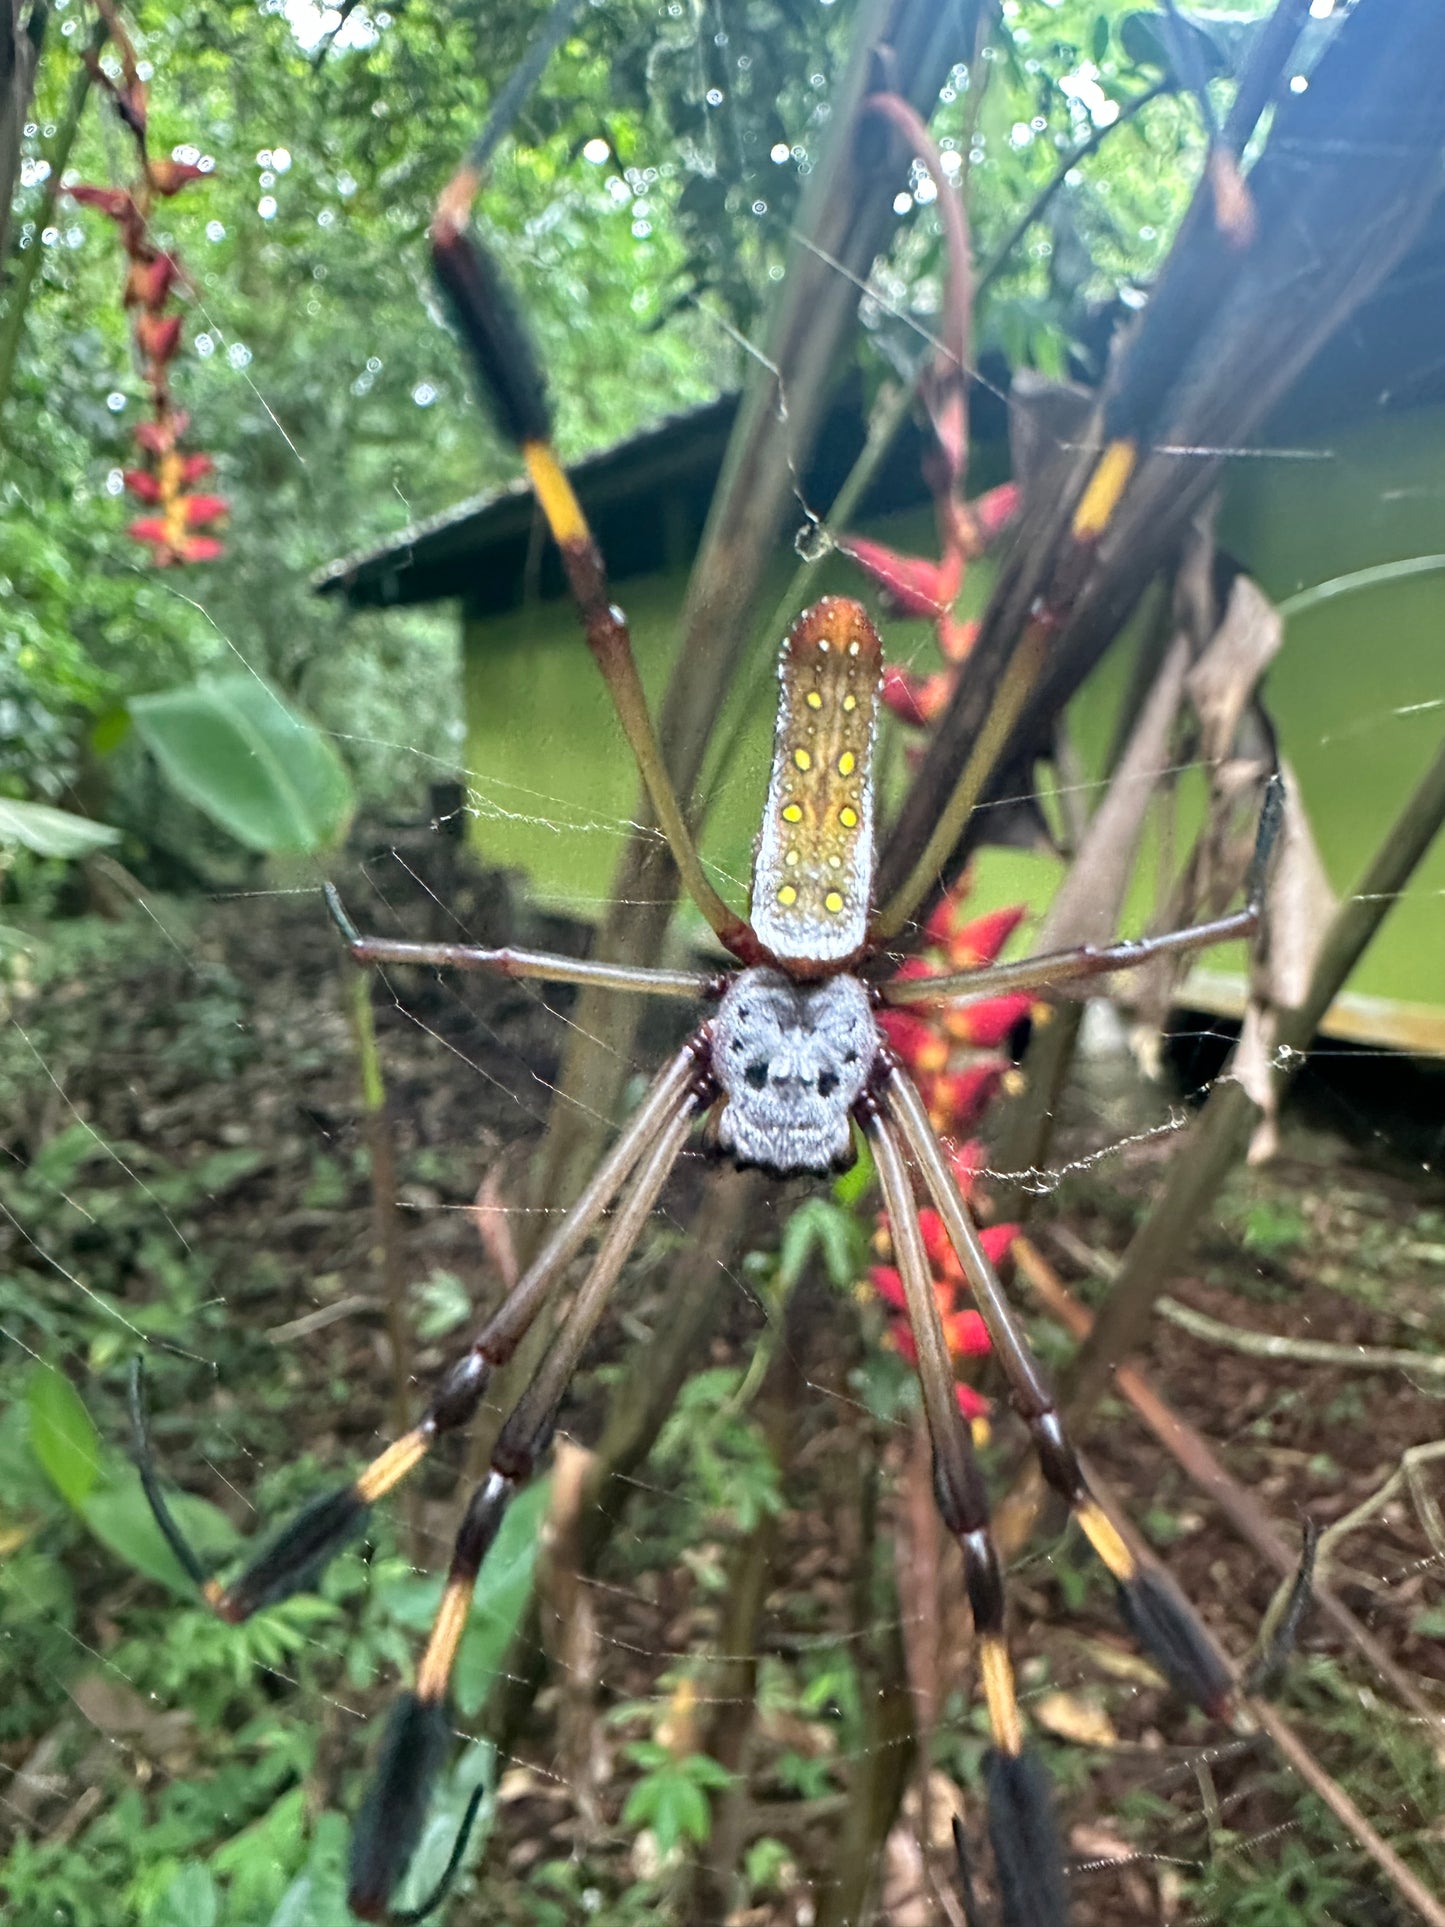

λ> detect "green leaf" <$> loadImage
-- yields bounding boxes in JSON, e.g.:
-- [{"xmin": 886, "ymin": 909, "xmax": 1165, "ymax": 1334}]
[
  {"xmin": 130, "ymin": 672, "xmax": 354, "ymax": 855},
  {"xmin": 0, "ymin": 797, "xmax": 120, "ymax": 859},
  {"xmin": 150, "ymin": 1861, "xmax": 219, "ymax": 1927},
  {"xmin": 27, "ymin": 1363, "xmax": 102, "ymax": 1508},
  {"xmin": 81, "ymin": 1466, "xmax": 239, "ymax": 1596}
]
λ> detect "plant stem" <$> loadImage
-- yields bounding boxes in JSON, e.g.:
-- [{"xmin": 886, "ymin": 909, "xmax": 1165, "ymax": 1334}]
[
  {"xmin": 1061, "ymin": 732, "xmax": 1445, "ymax": 1428},
  {"xmin": 0, "ymin": 23, "xmax": 103, "ymax": 425},
  {"xmin": 342, "ymin": 965, "xmax": 412, "ymax": 1447}
]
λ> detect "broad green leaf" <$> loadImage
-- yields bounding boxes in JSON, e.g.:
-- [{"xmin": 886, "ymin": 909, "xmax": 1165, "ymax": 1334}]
[
  {"xmin": 27, "ymin": 1363, "xmax": 102, "ymax": 1508},
  {"xmin": 0, "ymin": 797, "xmax": 119, "ymax": 859},
  {"xmin": 82, "ymin": 1466, "xmax": 240, "ymax": 1596},
  {"xmin": 150, "ymin": 1861, "xmax": 219, "ymax": 1927},
  {"xmin": 130, "ymin": 672, "xmax": 354, "ymax": 855}
]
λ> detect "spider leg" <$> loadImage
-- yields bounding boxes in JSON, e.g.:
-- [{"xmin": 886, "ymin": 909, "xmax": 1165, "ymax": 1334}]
[
  {"xmin": 324, "ymin": 883, "xmax": 713, "ymax": 1001},
  {"xmin": 428, "ymin": 174, "xmax": 764, "ymax": 968},
  {"xmin": 865, "ymin": 1101, "xmax": 1068, "ymax": 1927},
  {"xmin": 882, "ymin": 770, "xmax": 1283, "ymax": 1010},
  {"xmin": 347, "ymin": 1091, "xmax": 700, "ymax": 1922},
  {"xmin": 882, "ymin": 1062, "xmax": 1234, "ymax": 1719},
  {"xmin": 131, "ymin": 1038, "xmax": 709, "ymax": 1620}
]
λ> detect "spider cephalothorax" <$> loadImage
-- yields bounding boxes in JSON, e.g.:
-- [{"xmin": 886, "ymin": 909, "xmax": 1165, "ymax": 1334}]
[
  {"xmin": 711, "ymin": 966, "xmax": 878, "ymax": 1174},
  {"xmin": 131, "ymin": 124, "xmax": 1285, "ymax": 1927}
]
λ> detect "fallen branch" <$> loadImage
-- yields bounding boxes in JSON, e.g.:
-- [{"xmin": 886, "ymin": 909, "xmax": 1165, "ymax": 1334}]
[
  {"xmin": 1155, "ymin": 1298, "xmax": 1445, "ymax": 1380},
  {"xmin": 1011, "ymin": 1235, "xmax": 1445, "ymax": 1744},
  {"xmin": 1247, "ymin": 1696, "xmax": 1445, "ymax": 1927}
]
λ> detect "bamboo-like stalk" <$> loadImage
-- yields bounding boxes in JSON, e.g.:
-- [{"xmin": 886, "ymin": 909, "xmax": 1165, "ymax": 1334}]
[
  {"xmin": 0, "ymin": 23, "xmax": 105, "ymax": 424},
  {"xmin": 1062, "ymin": 734, "xmax": 1445, "ymax": 1428},
  {"xmin": 342, "ymin": 966, "xmax": 412, "ymax": 1450}
]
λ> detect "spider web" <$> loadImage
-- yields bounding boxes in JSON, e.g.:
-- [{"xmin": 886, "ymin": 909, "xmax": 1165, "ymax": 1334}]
[{"xmin": 3, "ymin": 18, "xmax": 1445, "ymax": 1927}]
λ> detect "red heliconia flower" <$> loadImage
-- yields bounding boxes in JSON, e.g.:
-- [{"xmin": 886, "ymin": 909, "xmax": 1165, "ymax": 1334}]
[
  {"xmin": 178, "ymin": 453, "xmax": 214, "ymax": 484},
  {"xmin": 136, "ymin": 312, "xmax": 183, "ymax": 365},
  {"xmin": 181, "ymin": 494, "xmax": 228, "ymax": 528},
  {"xmin": 124, "ymin": 252, "xmax": 180, "ymax": 310},
  {"xmin": 936, "ymin": 614, "xmax": 980, "ymax": 665},
  {"xmin": 147, "ymin": 158, "xmax": 208, "ymax": 196},
  {"xmin": 134, "ymin": 411, "xmax": 189, "ymax": 455},
  {"xmin": 868, "ymin": 1265, "xmax": 993, "ymax": 1426},
  {"xmin": 847, "ymin": 536, "xmax": 962, "ymax": 620},
  {"xmin": 128, "ymin": 519, "xmax": 225, "ymax": 565},
  {"xmin": 925, "ymin": 1062, "xmax": 1006, "ymax": 1138},
  {"xmin": 122, "ymin": 468, "xmax": 162, "ymax": 502},
  {"xmin": 877, "ymin": 1006, "xmax": 949, "ymax": 1078},
  {"xmin": 880, "ymin": 663, "xmax": 954, "ymax": 728},
  {"xmin": 941, "ymin": 990, "xmax": 1033, "ymax": 1050},
  {"xmin": 956, "ymin": 481, "xmax": 1020, "ymax": 556},
  {"xmin": 923, "ymin": 900, "xmax": 1028, "ymax": 972},
  {"xmin": 67, "ymin": 183, "xmax": 136, "ymax": 221}
]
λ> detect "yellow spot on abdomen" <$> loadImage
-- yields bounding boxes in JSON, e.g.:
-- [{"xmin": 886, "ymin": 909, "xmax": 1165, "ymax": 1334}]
[
  {"xmin": 839, "ymin": 805, "xmax": 858, "ymax": 830},
  {"xmin": 777, "ymin": 884, "xmax": 798, "ymax": 906},
  {"xmin": 824, "ymin": 890, "xmax": 845, "ymax": 914},
  {"xmin": 793, "ymin": 748, "xmax": 812, "ymax": 772},
  {"xmin": 805, "ymin": 690, "xmax": 823, "ymax": 710},
  {"xmin": 782, "ymin": 803, "xmax": 803, "ymax": 824},
  {"xmin": 837, "ymin": 751, "xmax": 856, "ymax": 777}
]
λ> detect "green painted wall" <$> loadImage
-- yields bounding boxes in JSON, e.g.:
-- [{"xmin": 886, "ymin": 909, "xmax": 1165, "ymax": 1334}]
[{"xmin": 459, "ymin": 415, "xmax": 1443, "ymax": 1012}]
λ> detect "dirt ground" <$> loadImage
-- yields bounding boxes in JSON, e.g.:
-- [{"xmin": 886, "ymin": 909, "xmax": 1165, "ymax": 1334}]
[{"xmin": 4, "ymin": 851, "xmax": 1443, "ymax": 1925}]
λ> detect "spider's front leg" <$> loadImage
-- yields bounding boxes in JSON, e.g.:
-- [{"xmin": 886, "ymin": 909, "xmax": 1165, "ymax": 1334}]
[
  {"xmin": 130, "ymin": 1040, "xmax": 706, "ymax": 1624},
  {"xmin": 865, "ymin": 1098, "xmax": 1069, "ymax": 1927},
  {"xmin": 347, "ymin": 1085, "xmax": 703, "ymax": 1920}
]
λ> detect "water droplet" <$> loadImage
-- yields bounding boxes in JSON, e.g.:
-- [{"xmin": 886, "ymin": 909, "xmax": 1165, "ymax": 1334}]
[
  {"xmin": 196, "ymin": 333, "xmax": 214, "ymax": 357},
  {"xmin": 751, "ymin": 199, "xmax": 767, "ymax": 216},
  {"xmin": 770, "ymin": 142, "xmax": 790, "ymax": 163},
  {"xmin": 317, "ymin": 207, "xmax": 335, "ymax": 228},
  {"xmin": 583, "ymin": 137, "xmax": 609, "ymax": 164},
  {"xmin": 256, "ymin": 148, "xmax": 272, "ymax": 167},
  {"xmin": 257, "ymin": 195, "xmax": 277, "ymax": 219},
  {"xmin": 366, "ymin": 356, "xmax": 382, "ymax": 373},
  {"xmin": 206, "ymin": 220, "xmax": 226, "ymax": 242},
  {"xmin": 705, "ymin": 87, "xmax": 723, "ymax": 106},
  {"xmin": 106, "ymin": 468, "xmax": 124, "ymax": 497},
  {"xmin": 272, "ymin": 147, "xmax": 292, "ymax": 172},
  {"xmin": 893, "ymin": 191, "xmax": 912, "ymax": 215},
  {"xmin": 227, "ymin": 342, "xmax": 252, "ymax": 369},
  {"xmin": 106, "ymin": 391, "xmax": 126, "ymax": 413},
  {"xmin": 412, "ymin": 382, "xmax": 436, "ymax": 407}
]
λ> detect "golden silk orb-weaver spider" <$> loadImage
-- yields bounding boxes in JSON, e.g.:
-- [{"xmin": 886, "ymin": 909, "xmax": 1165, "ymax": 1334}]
[{"xmin": 132, "ymin": 144, "xmax": 1288, "ymax": 1927}]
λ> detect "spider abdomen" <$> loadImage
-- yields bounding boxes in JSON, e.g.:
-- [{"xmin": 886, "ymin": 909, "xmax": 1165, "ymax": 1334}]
[{"xmin": 712, "ymin": 966, "xmax": 877, "ymax": 1175}]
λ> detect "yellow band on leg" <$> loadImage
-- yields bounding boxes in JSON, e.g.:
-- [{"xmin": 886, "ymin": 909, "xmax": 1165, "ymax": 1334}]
[
  {"xmin": 416, "ymin": 1575, "xmax": 477, "ymax": 1702},
  {"xmin": 522, "ymin": 440, "xmax": 588, "ymax": 547},
  {"xmin": 356, "ymin": 1427, "xmax": 431, "ymax": 1504},
  {"xmin": 1071, "ymin": 439, "xmax": 1136, "ymax": 539},
  {"xmin": 1077, "ymin": 1499, "xmax": 1137, "ymax": 1584},
  {"xmin": 980, "ymin": 1636, "xmax": 1024, "ymax": 1758}
]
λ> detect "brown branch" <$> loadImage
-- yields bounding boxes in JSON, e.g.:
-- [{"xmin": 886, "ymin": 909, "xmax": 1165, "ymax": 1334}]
[
  {"xmin": 1248, "ymin": 1697, "xmax": 1445, "ymax": 1927},
  {"xmin": 1009, "ymin": 1235, "xmax": 1445, "ymax": 1745}
]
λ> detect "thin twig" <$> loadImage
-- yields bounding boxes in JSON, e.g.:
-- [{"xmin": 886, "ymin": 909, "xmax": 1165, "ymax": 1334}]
[
  {"xmin": 1258, "ymin": 1440, "xmax": 1445, "ymax": 1652},
  {"xmin": 1155, "ymin": 1297, "xmax": 1445, "ymax": 1379},
  {"xmin": 1011, "ymin": 1235, "xmax": 1445, "ymax": 1744},
  {"xmin": 1247, "ymin": 1697, "xmax": 1445, "ymax": 1927}
]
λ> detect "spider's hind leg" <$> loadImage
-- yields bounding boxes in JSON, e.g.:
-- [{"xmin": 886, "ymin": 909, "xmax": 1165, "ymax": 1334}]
[
  {"xmin": 867, "ymin": 1103, "xmax": 1070, "ymax": 1927},
  {"xmin": 883, "ymin": 1063, "xmax": 1310, "ymax": 1725}
]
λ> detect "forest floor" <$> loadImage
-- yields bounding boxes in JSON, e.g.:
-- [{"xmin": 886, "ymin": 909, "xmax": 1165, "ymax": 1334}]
[{"xmin": 2, "ymin": 852, "xmax": 1443, "ymax": 1927}]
